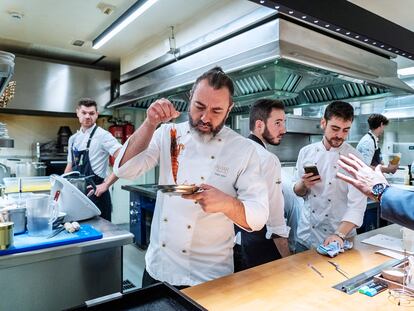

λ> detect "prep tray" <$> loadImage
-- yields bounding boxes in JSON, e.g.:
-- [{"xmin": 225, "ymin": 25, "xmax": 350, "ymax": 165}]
[
  {"xmin": 0, "ymin": 224, "xmax": 102, "ymax": 256},
  {"xmin": 72, "ymin": 282, "xmax": 207, "ymax": 311}
]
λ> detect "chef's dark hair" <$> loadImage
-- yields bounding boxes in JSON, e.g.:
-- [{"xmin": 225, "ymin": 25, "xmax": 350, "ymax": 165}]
[
  {"xmin": 190, "ymin": 66, "xmax": 234, "ymax": 105},
  {"xmin": 249, "ymin": 99, "xmax": 285, "ymax": 131},
  {"xmin": 77, "ymin": 98, "xmax": 97, "ymax": 110},
  {"xmin": 368, "ymin": 114, "xmax": 389, "ymax": 130},
  {"xmin": 324, "ymin": 101, "xmax": 354, "ymax": 122}
]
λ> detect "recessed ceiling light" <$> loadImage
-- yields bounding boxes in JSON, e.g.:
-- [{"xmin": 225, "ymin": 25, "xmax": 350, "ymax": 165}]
[
  {"xmin": 8, "ymin": 11, "xmax": 24, "ymax": 20},
  {"xmin": 346, "ymin": 32, "xmax": 350, "ymax": 35}
]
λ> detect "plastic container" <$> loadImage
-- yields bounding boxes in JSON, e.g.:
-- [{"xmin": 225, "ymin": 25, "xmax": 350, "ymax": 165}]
[
  {"xmin": 3, "ymin": 176, "xmax": 51, "ymax": 193},
  {"xmin": 388, "ymin": 153, "xmax": 401, "ymax": 165}
]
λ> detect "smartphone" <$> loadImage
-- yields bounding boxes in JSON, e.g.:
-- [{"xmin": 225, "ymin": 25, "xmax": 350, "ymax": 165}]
[{"xmin": 304, "ymin": 165, "xmax": 320, "ymax": 177}]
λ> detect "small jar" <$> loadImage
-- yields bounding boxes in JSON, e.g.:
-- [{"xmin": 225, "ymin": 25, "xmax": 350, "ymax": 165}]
[{"xmin": 0, "ymin": 222, "xmax": 14, "ymax": 250}]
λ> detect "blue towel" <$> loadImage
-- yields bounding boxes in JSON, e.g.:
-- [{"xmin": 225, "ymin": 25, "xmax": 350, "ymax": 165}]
[{"xmin": 316, "ymin": 240, "xmax": 353, "ymax": 257}]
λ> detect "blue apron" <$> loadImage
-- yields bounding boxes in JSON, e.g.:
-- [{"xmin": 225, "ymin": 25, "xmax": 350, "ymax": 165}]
[
  {"xmin": 71, "ymin": 126, "xmax": 112, "ymax": 221},
  {"xmin": 368, "ymin": 132, "xmax": 382, "ymax": 166}
]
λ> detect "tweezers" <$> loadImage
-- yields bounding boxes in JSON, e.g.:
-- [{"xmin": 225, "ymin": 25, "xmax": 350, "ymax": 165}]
[
  {"xmin": 46, "ymin": 226, "xmax": 65, "ymax": 239},
  {"xmin": 308, "ymin": 263, "xmax": 324, "ymax": 278},
  {"xmin": 328, "ymin": 260, "xmax": 350, "ymax": 279}
]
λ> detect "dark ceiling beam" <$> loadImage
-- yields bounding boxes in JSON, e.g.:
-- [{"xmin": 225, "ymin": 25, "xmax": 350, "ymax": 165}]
[{"xmin": 249, "ymin": 0, "xmax": 414, "ymax": 60}]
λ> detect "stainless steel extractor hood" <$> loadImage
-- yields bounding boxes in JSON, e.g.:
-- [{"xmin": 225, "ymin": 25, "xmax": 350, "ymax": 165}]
[{"xmin": 108, "ymin": 16, "xmax": 414, "ymax": 112}]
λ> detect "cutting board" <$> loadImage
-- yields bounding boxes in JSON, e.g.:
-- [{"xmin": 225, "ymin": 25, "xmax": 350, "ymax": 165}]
[{"xmin": 0, "ymin": 224, "xmax": 103, "ymax": 256}]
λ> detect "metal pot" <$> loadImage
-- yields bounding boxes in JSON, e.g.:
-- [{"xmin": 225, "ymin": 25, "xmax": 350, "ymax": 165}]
[
  {"xmin": 0, "ymin": 163, "xmax": 11, "ymax": 183},
  {"xmin": 16, "ymin": 162, "xmax": 47, "ymax": 177},
  {"xmin": 62, "ymin": 171, "xmax": 96, "ymax": 195},
  {"xmin": 2, "ymin": 207, "xmax": 26, "ymax": 234}
]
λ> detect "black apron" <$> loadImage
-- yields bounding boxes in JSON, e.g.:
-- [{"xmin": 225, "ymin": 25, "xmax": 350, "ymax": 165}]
[
  {"xmin": 71, "ymin": 126, "xmax": 112, "ymax": 221},
  {"xmin": 368, "ymin": 132, "xmax": 382, "ymax": 167},
  {"xmin": 235, "ymin": 134, "xmax": 282, "ymax": 271}
]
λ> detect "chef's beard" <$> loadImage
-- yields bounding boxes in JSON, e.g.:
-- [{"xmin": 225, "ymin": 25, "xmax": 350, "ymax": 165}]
[
  {"xmin": 188, "ymin": 114, "xmax": 226, "ymax": 143},
  {"xmin": 325, "ymin": 136, "xmax": 344, "ymax": 148},
  {"xmin": 262, "ymin": 125, "xmax": 282, "ymax": 146}
]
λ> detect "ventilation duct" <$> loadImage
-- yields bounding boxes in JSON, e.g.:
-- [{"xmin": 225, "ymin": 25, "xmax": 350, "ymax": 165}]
[{"xmin": 108, "ymin": 17, "xmax": 414, "ymax": 111}]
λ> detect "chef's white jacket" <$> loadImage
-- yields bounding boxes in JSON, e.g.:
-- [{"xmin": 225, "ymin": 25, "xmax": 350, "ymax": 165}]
[
  {"xmin": 67, "ymin": 125, "xmax": 122, "ymax": 178},
  {"xmin": 251, "ymin": 141, "xmax": 290, "ymax": 238},
  {"xmin": 114, "ymin": 122, "xmax": 269, "ymax": 286},
  {"xmin": 294, "ymin": 141, "xmax": 366, "ymax": 249}
]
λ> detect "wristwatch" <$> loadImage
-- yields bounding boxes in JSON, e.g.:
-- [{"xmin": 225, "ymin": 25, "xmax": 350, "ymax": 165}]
[
  {"xmin": 371, "ymin": 183, "xmax": 389, "ymax": 202},
  {"xmin": 334, "ymin": 231, "xmax": 346, "ymax": 240}
]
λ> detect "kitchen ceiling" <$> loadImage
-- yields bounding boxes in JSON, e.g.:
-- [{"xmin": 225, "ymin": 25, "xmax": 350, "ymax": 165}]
[
  {"xmin": 0, "ymin": 0, "xmax": 413, "ymax": 70},
  {"xmin": 0, "ymin": 0, "xmax": 223, "ymax": 69}
]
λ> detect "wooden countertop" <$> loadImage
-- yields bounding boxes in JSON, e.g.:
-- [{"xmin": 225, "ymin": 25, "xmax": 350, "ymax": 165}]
[{"xmin": 183, "ymin": 225, "xmax": 408, "ymax": 310}]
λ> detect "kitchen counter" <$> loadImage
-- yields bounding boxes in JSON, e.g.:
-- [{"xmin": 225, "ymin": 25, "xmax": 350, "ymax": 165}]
[
  {"xmin": 121, "ymin": 183, "xmax": 157, "ymax": 199},
  {"xmin": 0, "ymin": 217, "xmax": 134, "ymax": 311},
  {"xmin": 183, "ymin": 225, "xmax": 406, "ymax": 310}
]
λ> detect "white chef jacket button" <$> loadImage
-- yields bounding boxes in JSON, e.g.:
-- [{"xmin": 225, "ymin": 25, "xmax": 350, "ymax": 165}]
[
  {"xmin": 211, "ymin": 155, "xmax": 215, "ymax": 159},
  {"xmin": 325, "ymin": 214, "xmax": 328, "ymax": 217},
  {"xmin": 187, "ymin": 225, "xmax": 191, "ymax": 229},
  {"xmin": 201, "ymin": 176, "xmax": 205, "ymax": 180},
  {"xmin": 182, "ymin": 249, "xmax": 187, "ymax": 253},
  {"xmin": 163, "ymin": 218, "xmax": 168, "ymax": 222},
  {"xmin": 312, "ymin": 225, "xmax": 315, "ymax": 229},
  {"xmin": 328, "ymin": 199, "xmax": 331, "ymax": 202},
  {"xmin": 313, "ymin": 195, "xmax": 316, "ymax": 198},
  {"xmin": 218, "ymin": 138, "xmax": 222, "ymax": 142},
  {"xmin": 162, "ymin": 243, "xmax": 166, "ymax": 247},
  {"xmin": 323, "ymin": 229, "xmax": 327, "ymax": 232},
  {"xmin": 334, "ymin": 165, "xmax": 337, "ymax": 169},
  {"xmin": 329, "ymin": 182, "xmax": 332, "ymax": 185},
  {"xmin": 312, "ymin": 210, "xmax": 315, "ymax": 213},
  {"xmin": 194, "ymin": 201, "xmax": 198, "ymax": 204},
  {"xmin": 187, "ymin": 130, "xmax": 190, "ymax": 134}
]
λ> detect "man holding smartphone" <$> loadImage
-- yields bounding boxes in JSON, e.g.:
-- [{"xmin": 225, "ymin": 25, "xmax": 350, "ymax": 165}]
[{"xmin": 293, "ymin": 101, "xmax": 366, "ymax": 251}]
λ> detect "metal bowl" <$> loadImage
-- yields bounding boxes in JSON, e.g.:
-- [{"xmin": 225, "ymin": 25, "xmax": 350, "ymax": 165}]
[{"xmin": 381, "ymin": 268, "xmax": 406, "ymax": 284}]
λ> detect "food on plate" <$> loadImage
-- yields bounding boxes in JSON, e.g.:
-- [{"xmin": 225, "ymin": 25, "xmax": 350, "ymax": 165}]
[{"xmin": 170, "ymin": 127, "xmax": 184, "ymax": 184}]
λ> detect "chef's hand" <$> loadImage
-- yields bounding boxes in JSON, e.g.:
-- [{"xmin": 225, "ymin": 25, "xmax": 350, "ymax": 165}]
[
  {"xmin": 302, "ymin": 172, "xmax": 321, "ymax": 189},
  {"xmin": 337, "ymin": 153, "xmax": 388, "ymax": 200},
  {"xmin": 147, "ymin": 98, "xmax": 180, "ymax": 127},
  {"xmin": 94, "ymin": 182, "xmax": 109, "ymax": 197},
  {"xmin": 182, "ymin": 184, "xmax": 233, "ymax": 214},
  {"xmin": 323, "ymin": 234, "xmax": 344, "ymax": 248}
]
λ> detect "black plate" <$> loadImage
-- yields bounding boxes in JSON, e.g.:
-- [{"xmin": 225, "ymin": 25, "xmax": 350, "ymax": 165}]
[{"xmin": 70, "ymin": 282, "xmax": 207, "ymax": 311}]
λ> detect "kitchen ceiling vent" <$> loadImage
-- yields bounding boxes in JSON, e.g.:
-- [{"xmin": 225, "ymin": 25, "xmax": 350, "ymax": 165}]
[{"xmin": 72, "ymin": 40, "xmax": 85, "ymax": 47}]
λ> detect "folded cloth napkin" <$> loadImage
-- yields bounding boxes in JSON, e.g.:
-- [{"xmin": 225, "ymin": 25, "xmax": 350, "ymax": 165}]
[{"xmin": 316, "ymin": 240, "xmax": 353, "ymax": 257}]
